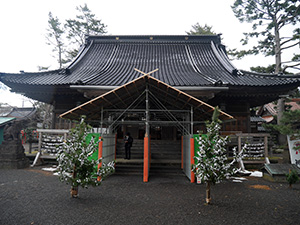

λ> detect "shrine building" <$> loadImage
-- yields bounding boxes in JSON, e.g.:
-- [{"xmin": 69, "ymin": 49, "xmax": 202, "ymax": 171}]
[{"xmin": 1, "ymin": 35, "xmax": 300, "ymax": 181}]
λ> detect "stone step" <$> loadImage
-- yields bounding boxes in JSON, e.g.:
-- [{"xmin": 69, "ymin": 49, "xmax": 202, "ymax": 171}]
[
  {"xmin": 114, "ymin": 158, "xmax": 182, "ymax": 175},
  {"xmin": 116, "ymin": 139, "xmax": 182, "ymax": 161}
]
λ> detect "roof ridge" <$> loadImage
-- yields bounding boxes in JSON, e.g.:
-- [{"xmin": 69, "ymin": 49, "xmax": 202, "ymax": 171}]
[
  {"xmin": 87, "ymin": 35, "xmax": 222, "ymax": 44},
  {"xmin": 211, "ymin": 41, "xmax": 235, "ymax": 74},
  {"xmin": 240, "ymin": 70, "xmax": 300, "ymax": 79},
  {"xmin": 0, "ymin": 69, "xmax": 63, "ymax": 76}
]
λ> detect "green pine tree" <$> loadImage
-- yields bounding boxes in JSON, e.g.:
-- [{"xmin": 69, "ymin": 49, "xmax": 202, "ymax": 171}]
[
  {"xmin": 64, "ymin": 3, "xmax": 107, "ymax": 63},
  {"xmin": 192, "ymin": 107, "xmax": 243, "ymax": 204},
  {"xmin": 186, "ymin": 23, "xmax": 217, "ymax": 35},
  {"xmin": 46, "ymin": 12, "xmax": 66, "ymax": 68},
  {"xmin": 286, "ymin": 169, "xmax": 299, "ymax": 188},
  {"xmin": 56, "ymin": 116, "xmax": 114, "ymax": 197},
  {"xmin": 231, "ymin": 0, "xmax": 300, "ymax": 73}
]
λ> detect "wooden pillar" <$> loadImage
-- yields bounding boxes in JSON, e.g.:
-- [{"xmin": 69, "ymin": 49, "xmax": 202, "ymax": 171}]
[
  {"xmin": 238, "ymin": 135, "xmax": 241, "ymax": 154},
  {"xmin": 264, "ymin": 135, "xmax": 269, "ymax": 163},
  {"xmin": 181, "ymin": 136, "xmax": 183, "ymax": 169},
  {"xmin": 115, "ymin": 133, "xmax": 117, "ymax": 160},
  {"xmin": 100, "ymin": 106, "xmax": 104, "ymax": 135},
  {"xmin": 191, "ymin": 106, "xmax": 194, "ymax": 135}
]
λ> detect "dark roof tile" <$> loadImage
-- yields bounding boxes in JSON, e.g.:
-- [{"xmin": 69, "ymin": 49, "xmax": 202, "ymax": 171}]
[{"xmin": 1, "ymin": 35, "xmax": 300, "ymax": 88}]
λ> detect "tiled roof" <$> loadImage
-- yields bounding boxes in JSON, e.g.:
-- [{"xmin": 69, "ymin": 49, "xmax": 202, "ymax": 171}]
[
  {"xmin": 7, "ymin": 107, "xmax": 36, "ymax": 119},
  {"xmin": 250, "ymin": 116, "xmax": 266, "ymax": 122},
  {"xmin": 0, "ymin": 107, "xmax": 13, "ymax": 117},
  {"xmin": 0, "ymin": 117, "xmax": 15, "ymax": 126},
  {"xmin": 0, "ymin": 107, "xmax": 36, "ymax": 120},
  {"xmin": 1, "ymin": 35, "xmax": 300, "ymax": 88}
]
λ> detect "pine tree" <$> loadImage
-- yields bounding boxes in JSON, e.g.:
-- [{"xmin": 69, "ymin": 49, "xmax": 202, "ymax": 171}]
[
  {"xmin": 46, "ymin": 12, "xmax": 66, "ymax": 68},
  {"xmin": 186, "ymin": 23, "xmax": 216, "ymax": 35},
  {"xmin": 64, "ymin": 3, "xmax": 107, "ymax": 63},
  {"xmin": 286, "ymin": 169, "xmax": 299, "ymax": 188},
  {"xmin": 192, "ymin": 107, "xmax": 243, "ymax": 204},
  {"xmin": 56, "ymin": 117, "xmax": 114, "ymax": 197},
  {"xmin": 231, "ymin": 0, "xmax": 300, "ymax": 74},
  {"xmin": 269, "ymin": 109, "xmax": 300, "ymax": 136}
]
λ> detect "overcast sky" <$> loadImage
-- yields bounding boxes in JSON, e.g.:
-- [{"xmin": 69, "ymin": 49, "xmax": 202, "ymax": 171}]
[{"xmin": 0, "ymin": 0, "xmax": 298, "ymax": 107}]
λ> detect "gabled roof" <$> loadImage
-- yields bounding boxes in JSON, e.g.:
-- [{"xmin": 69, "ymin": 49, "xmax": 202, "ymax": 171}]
[
  {"xmin": 0, "ymin": 107, "xmax": 36, "ymax": 120},
  {"xmin": 7, "ymin": 107, "xmax": 36, "ymax": 119},
  {"xmin": 0, "ymin": 107, "xmax": 13, "ymax": 117},
  {"xmin": 1, "ymin": 35, "xmax": 300, "ymax": 89},
  {"xmin": 60, "ymin": 73, "xmax": 233, "ymax": 122}
]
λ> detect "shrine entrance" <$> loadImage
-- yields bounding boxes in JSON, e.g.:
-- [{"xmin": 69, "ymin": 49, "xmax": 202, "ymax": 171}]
[{"xmin": 60, "ymin": 69, "xmax": 233, "ymax": 182}]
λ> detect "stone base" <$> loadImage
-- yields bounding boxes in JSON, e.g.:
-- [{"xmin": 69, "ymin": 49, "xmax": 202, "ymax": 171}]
[{"xmin": 0, "ymin": 140, "xmax": 30, "ymax": 169}]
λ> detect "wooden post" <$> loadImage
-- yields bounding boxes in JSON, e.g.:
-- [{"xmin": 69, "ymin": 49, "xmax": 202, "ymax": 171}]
[
  {"xmin": 100, "ymin": 106, "xmax": 104, "ymax": 135},
  {"xmin": 236, "ymin": 133, "xmax": 270, "ymax": 164},
  {"xmin": 238, "ymin": 135, "xmax": 241, "ymax": 155},
  {"xmin": 191, "ymin": 106, "xmax": 194, "ymax": 135},
  {"xmin": 181, "ymin": 136, "xmax": 183, "ymax": 169},
  {"xmin": 264, "ymin": 135, "xmax": 268, "ymax": 158},
  {"xmin": 264, "ymin": 135, "xmax": 270, "ymax": 164},
  {"xmin": 32, "ymin": 131, "xmax": 43, "ymax": 167},
  {"xmin": 115, "ymin": 133, "xmax": 117, "ymax": 160},
  {"xmin": 64, "ymin": 133, "xmax": 67, "ymax": 141},
  {"xmin": 38, "ymin": 132, "xmax": 42, "ymax": 154}
]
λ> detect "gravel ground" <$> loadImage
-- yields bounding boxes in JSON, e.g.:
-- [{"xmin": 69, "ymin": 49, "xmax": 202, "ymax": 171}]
[{"xmin": 0, "ymin": 166, "xmax": 300, "ymax": 225}]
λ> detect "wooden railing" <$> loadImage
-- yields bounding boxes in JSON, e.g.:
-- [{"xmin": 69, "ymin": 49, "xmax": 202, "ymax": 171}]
[{"xmin": 236, "ymin": 133, "xmax": 270, "ymax": 164}]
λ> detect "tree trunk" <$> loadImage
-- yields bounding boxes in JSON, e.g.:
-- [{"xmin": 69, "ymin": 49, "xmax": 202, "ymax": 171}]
[
  {"xmin": 277, "ymin": 98, "xmax": 287, "ymax": 146},
  {"xmin": 206, "ymin": 181, "xmax": 211, "ymax": 204},
  {"xmin": 71, "ymin": 186, "xmax": 78, "ymax": 198},
  {"xmin": 71, "ymin": 165, "xmax": 78, "ymax": 198},
  {"xmin": 274, "ymin": 17, "xmax": 282, "ymax": 74}
]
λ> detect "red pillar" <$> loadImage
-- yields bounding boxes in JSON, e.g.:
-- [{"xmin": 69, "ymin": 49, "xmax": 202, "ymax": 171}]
[
  {"xmin": 143, "ymin": 136, "xmax": 149, "ymax": 182},
  {"xmin": 97, "ymin": 136, "xmax": 103, "ymax": 181},
  {"xmin": 190, "ymin": 137, "xmax": 195, "ymax": 183},
  {"xmin": 149, "ymin": 135, "xmax": 151, "ymax": 168}
]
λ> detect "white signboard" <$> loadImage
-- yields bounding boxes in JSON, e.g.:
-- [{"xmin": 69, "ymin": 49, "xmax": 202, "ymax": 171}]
[{"xmin": 287, "ymin": 135, "xmax": 300, "ymax": 165}]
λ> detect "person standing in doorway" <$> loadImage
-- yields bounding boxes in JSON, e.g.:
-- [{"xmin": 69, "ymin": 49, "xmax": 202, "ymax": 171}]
[{"xmin": 124, "ymin": 132, "xmax": 133, "ymax": 159}]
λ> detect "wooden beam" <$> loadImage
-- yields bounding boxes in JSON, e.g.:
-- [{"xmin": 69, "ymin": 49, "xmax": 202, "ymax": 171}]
[
  {"xmin": 101, "ymin": 96, "xmax": 117, "ymax": 109},
  {"xmin": 134, "ymin": 68, "xmax": 159, "ymax": 76},
  {"xmin": 113, "ymin": 90, "xmax": 127, "ymax": 107},
  {"xmin": 124, "ymin": 86, "xmax": 135, "ymax": 103}
]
